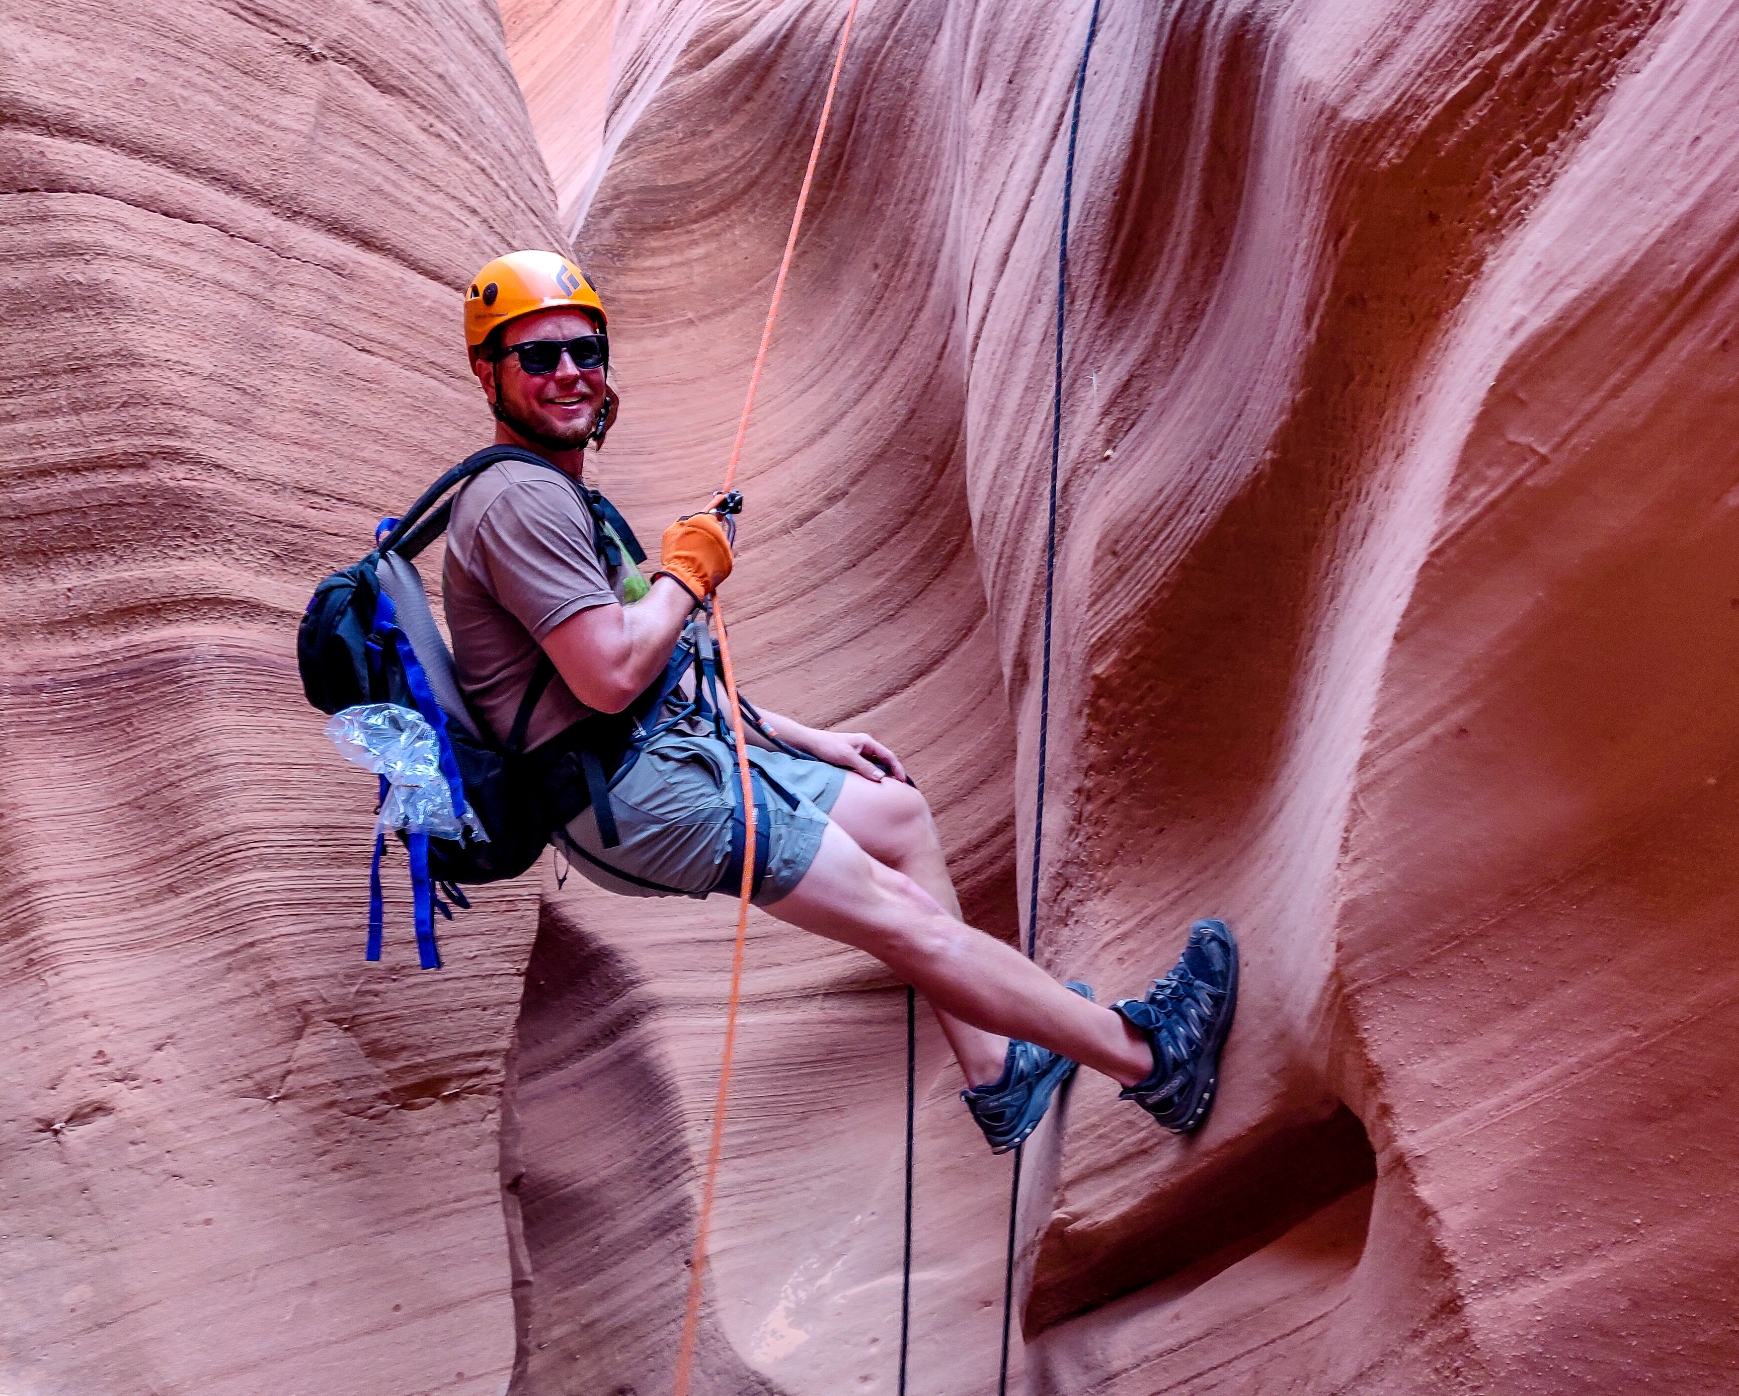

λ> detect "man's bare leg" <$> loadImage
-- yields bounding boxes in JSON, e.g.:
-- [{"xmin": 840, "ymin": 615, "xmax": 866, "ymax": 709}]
[
  {"xmin": 767, "ymin": 796, "xmax": 1152, "ymax": 1087},
  {"xmin": 826, "ymin": 775, "xmax": 1012, "ymax": 1085}
]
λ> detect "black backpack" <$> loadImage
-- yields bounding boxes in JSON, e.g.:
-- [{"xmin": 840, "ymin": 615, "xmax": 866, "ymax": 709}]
[{"xmin": 297, "ymin": 444, "xmax": 649, "ymax": 968}]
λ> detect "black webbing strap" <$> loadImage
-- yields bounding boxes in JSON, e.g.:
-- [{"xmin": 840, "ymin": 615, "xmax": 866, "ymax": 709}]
[
  {"xmin": 381, "ymin": 443, "xmax": 638, "ymax": 578},
  {"xmin": 392, "ymin": 497, "xmax": 457, "ymax": 562},
  {"xmin": 719, "ymin": 767, "xmax": 771, "ymax": 899},
  {"xmin": 591, "ymin": 491, "xmax": 647, "ymax": 564},
  {"xmin": 898, "ymin": 982, "xmax": 916, "ymax": 1394},
  {"xmin": 558, "ymin": 833, "xmax": 691, "ymax": 895},
  {"xmin": 581, "ymin": 748, "xmax": 621, "ymax": 848},
  {"xmin": 507, "ymin": 654, "xmax": 557, "ymax": 755},
  {"xmin": 376, "ymin": 444, "xmax": 555, "ymax": 558}
]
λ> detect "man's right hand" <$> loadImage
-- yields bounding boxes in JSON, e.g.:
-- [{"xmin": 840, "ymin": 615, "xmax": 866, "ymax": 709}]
[{"xmin": 657, "ymin": 513, "xmax": 734, "ymax": 602}]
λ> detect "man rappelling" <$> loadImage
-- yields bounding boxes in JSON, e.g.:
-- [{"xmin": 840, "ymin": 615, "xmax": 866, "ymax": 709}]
[{"xmin": 443, "ymin": 248, "xmax": 1240, "ymax": 1149}]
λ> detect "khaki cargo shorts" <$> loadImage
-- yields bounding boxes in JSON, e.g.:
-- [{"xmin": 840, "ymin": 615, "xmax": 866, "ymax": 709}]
[{"xmin": 554, "ymin": 731, "xmax": 847, "ymax": 907}]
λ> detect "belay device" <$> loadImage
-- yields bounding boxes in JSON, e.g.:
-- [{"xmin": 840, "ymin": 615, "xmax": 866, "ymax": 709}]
[{"xmin": 296, "ymin": 444, "xmax": 649, "ymax": 968}]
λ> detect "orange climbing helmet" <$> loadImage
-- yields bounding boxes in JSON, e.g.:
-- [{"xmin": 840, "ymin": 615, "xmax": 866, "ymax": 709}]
[{"xmin": 463, "ymin": 250, "xmax": 607, "ymax": 355}]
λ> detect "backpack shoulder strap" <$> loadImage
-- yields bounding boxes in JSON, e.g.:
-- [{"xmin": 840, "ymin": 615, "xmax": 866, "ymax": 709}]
[
  {"xmin": 376, "ymin": 444, "xmax": 560, "ymax": 559},
  {"xmin": 505, "ymin": 654, "xmax": 558, "ymax": 755},
  {"xmin": 590, "ymin": 492, "xmax": 647, "ymax": 564},
  {"xmin": 474, "ymin": 452, "xmax": 644, "ymax": 571}
]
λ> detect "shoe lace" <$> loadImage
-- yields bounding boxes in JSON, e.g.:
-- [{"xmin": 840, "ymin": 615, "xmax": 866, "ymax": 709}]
[{"xmin": 1138, "ymin": 970, "xmax": 1224, "ymax": 1087}]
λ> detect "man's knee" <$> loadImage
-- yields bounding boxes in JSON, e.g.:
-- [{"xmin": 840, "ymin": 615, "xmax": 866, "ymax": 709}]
[{"xmin": 870, "ymin": 779, "xmax": 941, "ymax": 863}]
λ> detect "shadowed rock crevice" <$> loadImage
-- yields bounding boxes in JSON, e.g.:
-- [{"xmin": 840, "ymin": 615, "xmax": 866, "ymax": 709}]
[
  {"xmin": 1028, "ymin": 1101, "xmax": 1376, "ymax": 1331},
  {"xmin": 504, "ymin": 895, "xmax": 794, "ymax": 1395},
  {"xmin": 1080, "ymin": 0, "xmax": 1670, "ymax": 877}
]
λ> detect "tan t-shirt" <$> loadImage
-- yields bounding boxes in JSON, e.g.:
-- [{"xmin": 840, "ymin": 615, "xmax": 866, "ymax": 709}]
[{"xmin": 442, "ymin": 460, "xmax": 637, "ymax": 750}]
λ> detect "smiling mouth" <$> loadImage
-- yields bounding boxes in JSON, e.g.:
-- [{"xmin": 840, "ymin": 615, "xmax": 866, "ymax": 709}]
[{"xmin": 546, "ymin": 397, "xmax": 586, "ymax": 407}]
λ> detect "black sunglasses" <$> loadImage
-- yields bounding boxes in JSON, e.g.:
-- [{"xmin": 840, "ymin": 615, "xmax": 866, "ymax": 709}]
[{"xmin": 494, "ymin": 334, "xmax": 608, "ymax": 375}]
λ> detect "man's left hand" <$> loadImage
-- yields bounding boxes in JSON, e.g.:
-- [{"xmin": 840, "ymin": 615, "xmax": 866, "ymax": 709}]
[{"xmin": 786, "ymin": 725, "xmax": 907, "ymax": 783}]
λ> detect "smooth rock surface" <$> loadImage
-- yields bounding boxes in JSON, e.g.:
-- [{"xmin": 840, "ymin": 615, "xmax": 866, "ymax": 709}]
[
  {"xmin": 504, "ymin": 0, "xmax": 1739, "ymax": 1391},
  {"xmin": 6, "ymin": 0, "xmax": 1739, "ymax": 1392}
]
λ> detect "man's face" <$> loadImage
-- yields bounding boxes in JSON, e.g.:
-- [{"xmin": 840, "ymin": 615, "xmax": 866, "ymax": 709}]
[{"xmin": 474, "ymin": 306, "xmax": 607, "ymax": 450}]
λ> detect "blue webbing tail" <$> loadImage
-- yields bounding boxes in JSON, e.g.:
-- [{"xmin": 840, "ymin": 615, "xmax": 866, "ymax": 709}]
[
  {"xmin": 367, "ymin": 827, "xmax": 387, "ymax": 962},
  {"xmin": 364, "ymin": 591, "xmax": 464, "ymax": 970},
  {"xmin": 408, "ymin": 830, "xmax": 440, "ymax": 970}
]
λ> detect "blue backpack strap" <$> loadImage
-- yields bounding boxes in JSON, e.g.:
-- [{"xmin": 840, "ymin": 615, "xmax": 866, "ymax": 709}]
[
  {"xmin": 367, "ymin": 774, "xmax": 389, "ymax": 960},
  {"xmin": 363, "ymin": 594, "xmax": 465, "ymax": 971},
  {"xmin": 632, "ymin": 632, "xmax": 704, "ymax": 744},
  {"xmin": 752, "ymin": 785, "xmax": 770, "ymax": 897},
  {"xmin": 368, "ymin": 835, "xmax": 387, "ymax": 962},
  {"xmin": 408, "ymin": 830, "xmax": 440, "ymax": 970}
]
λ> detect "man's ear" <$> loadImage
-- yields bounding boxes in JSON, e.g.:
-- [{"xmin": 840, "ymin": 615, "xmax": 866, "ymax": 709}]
[{"xmin": 468, "ymin": 351, "xmax": 493, "ymax": 401}]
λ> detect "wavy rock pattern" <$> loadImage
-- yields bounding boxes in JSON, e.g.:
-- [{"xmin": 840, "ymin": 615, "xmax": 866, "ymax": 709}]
[
  {"xmin": 0, "ymin": 3, "xmax": 561, "ymax": 1391},
  {"xmin": 505, "ymin": 0, "xmax": 1739, "ymax": 1392},
  {"xmin": 6, "ymin": 0, "xmax": 1739, "ymax": 1392}
]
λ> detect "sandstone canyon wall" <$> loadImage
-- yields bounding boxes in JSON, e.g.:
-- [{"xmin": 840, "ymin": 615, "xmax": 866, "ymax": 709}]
[
  {"xmin": 4, "ymin": 0, "xmax": 1739, "ymax": 1393},
  {"xmin": 0, "ymin": 3, "xmax": 561, "ymax": 1391},
  {"xmin": 503, "ymin": 0, "xmax": 1739, "ymax": 1390}
]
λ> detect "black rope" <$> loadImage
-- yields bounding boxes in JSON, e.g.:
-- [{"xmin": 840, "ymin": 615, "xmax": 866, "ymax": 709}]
[
  {"xmin": 899, "ymin": 983, "xmax": 916, "ymax": 1394},
  {"xmin": 997, "ymin": 1146, "xmax": 1024, "ymax": 1387},
  {"xmin": 997, "ymin": 1, "xmax": 1102, "ymax": 1390}
]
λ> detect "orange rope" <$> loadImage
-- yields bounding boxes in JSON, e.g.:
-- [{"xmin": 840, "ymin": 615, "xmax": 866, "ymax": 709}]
[
  {"xmin": 670, "ymin": 3, "xmax": 860, "ymax": 1392},
  {"xmin": 719, "ymin": 0, "xmax": 862, "ymax": 495}
]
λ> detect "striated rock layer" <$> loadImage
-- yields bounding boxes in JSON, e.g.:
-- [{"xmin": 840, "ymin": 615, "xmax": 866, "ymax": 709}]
[
  {"xmin": 5, "ymin": 0, "xmax": 1739, "ymax": 1392},
  {"xmin": 0, "ymin": 3, "xmax": 563, "ymax": 1391},
  {"xmin": 504, "ymin": 0, "xmax": 1739, "ymax": 1391}
]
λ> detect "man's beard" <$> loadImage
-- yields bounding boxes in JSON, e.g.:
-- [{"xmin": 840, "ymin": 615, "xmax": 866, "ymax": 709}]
[{"xmin": 492, "ymin": 373, "xmax": 595, "ymax": 451}]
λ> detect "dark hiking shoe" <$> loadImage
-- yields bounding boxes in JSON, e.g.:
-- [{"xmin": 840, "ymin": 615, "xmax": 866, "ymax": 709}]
[
  {"xmin": 961, "ymin": 981, "xmax": 1095, "ymax": 1154},
  {"xmin": 1113, "ymin": 919, "xmax": 1239, "ymax": 1135}
]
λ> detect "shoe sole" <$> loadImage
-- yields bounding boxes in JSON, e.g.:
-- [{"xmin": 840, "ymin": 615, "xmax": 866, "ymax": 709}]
[
  {"xmin": 991, "ymin": 981, "xmax": 1095, "ymax": 1154},
  {"xmin": 1168, "ymin": 920, "xmax": 1238, "ymax": 1135}
]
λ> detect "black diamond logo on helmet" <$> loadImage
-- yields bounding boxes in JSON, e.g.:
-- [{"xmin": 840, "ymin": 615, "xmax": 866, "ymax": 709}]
[{"xmin": 555, "ymin": 264, "xmax": 581, "ymax": 297}]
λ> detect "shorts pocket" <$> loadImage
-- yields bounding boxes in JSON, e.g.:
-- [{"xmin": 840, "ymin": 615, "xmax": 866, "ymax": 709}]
[{"xmin": 612, "ymin": 736, "xmax": 733, "ymax": 825}]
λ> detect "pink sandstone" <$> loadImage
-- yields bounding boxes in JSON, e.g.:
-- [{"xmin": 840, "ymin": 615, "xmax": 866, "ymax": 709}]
[{"xmin": 2, "ymin": 0, "xmax": 1737, "ymax": 1392}]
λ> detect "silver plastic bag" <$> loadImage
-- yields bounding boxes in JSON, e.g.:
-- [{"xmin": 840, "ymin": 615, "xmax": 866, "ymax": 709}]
[{"xmin": 325, "ymin": 703, "xmax": 488, "ymax": 843}]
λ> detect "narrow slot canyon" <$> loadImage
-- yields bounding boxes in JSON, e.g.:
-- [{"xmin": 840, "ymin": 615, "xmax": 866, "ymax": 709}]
[{"xmin": 4, "ymin": 0, "xmax": 1739, "ymax": 1392}]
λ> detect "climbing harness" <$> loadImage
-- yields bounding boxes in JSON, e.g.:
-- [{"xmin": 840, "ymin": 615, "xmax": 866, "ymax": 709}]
[
  {"xmin": 668, "ymin": 1, "xmax": 863, "ymax": 1392},
  {"xmin": 301, "ymin": 448, "xmax": 807, "ymax": 960},
  {"xmin": 997, "ymin": 2, "xmax": 1104, "ymax": 1390}
]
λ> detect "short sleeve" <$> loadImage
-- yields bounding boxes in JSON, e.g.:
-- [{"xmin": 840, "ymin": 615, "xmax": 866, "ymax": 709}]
[{"xmin": 471, "ymin": 478, "xmax": 618, "ymax": 640}]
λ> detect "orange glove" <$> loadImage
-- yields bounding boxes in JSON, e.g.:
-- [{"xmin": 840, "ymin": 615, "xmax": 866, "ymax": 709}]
[{"xmin": 657, "ymin": 513, "xmax": 734, "ymax": 602}]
